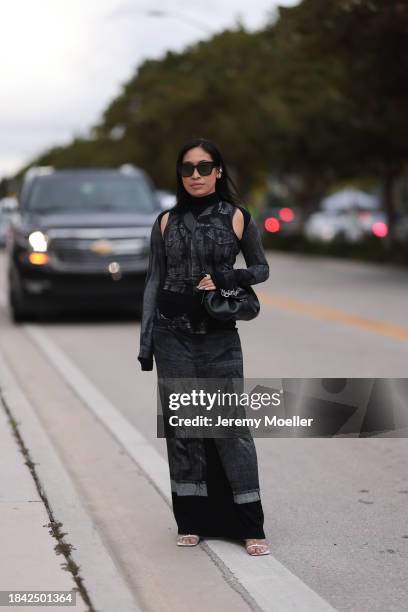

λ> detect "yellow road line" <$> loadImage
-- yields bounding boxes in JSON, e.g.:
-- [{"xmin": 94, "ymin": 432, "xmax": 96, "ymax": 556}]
[{"xmin": 257, "ymin": 291, "xmax": 408, "ymax": 342}]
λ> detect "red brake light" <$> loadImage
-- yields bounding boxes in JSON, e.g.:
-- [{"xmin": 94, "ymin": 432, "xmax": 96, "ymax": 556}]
[
  {"xmin": 371, "ymin": 222, "xmax": 388, "ymax": 238},
  {"xmin": 264, "ymin": 217, "xmax": 280, "ymax": 233},
  {"xmin": 279, "ymin": 207, "xmax": 294, "ymax": 222}
]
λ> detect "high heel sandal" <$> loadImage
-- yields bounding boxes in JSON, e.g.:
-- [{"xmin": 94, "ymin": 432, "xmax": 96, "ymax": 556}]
[
  {"xmin": 177, "ymin": 534, "xmax": 200, "ymax": 546},
  {"xmin": 244, "ymin": 539, "xmax": 270, "ymax": 556}
]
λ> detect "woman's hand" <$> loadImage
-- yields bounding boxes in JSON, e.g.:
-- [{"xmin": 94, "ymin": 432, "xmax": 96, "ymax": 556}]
[{"xmin": 196, "ymin": 273, "xmax": 216, "ymax": 290}]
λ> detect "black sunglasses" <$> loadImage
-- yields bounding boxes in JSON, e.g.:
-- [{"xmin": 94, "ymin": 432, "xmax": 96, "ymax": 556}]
[{"xmin": 179, "ymin": 161, "xmax": 218, "ymax": 177}]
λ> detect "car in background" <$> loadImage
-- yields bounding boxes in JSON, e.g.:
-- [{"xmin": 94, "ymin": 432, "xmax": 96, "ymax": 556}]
[
  {"xmin": 0, "ymin": 197, "xmax": 17, "ymax": 247},
  {"xmin": 6, "ymin": 165, "xmax": 161, "ymax": 321},
  {"xmin": 260, "ymin": 205, "xmax": 302, "ymax": 237},
  {"xmin": 304, "ymin": 208, "xmax": 388, "ymax": 243},
  {"xmin": 320, "ymin": 188, "xmax": 379, "ymax": 213}
]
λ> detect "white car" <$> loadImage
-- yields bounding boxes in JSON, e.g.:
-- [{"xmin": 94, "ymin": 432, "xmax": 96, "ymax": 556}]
[
  {"xmin": 304, "ymin": 210, "xmax": 364, "ymax": 243},
  {"xmin": 305, "ymin": 208, "xmax": 390, "ymax": 242}
]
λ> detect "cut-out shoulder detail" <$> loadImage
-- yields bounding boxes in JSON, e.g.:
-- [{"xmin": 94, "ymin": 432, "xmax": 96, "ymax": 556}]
[
  {"xmin": 159, "ymin": 210, "xmax": 169, "ymax": 237},
  {"xmin": 232, "ymin": 208, "xmax": 244, "ymax": 241},
  {"xmin": 233, "ymin": 205, "xmax": 251, "ymax": 239}
]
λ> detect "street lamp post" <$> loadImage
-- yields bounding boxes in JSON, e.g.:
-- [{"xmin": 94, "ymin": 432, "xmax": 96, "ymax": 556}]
[
  {"xmin": 145, "ymin": 9, "xmax": 214, "ymax": 35},
  {"xmin": 109, "ymin": 5, "xmax": 214, "ymax": 35}
]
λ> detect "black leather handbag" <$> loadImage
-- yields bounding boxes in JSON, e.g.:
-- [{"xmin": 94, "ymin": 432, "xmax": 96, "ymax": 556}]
[
  {"xmin": 202, "ymin": 283, "xmax": 260, "ymax": 321},
  {"xmin": 183, "ymin": 210, "xmax": 260, "ymax": 322}
]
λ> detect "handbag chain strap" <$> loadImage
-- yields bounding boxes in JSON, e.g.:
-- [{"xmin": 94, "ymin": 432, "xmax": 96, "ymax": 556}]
[{"xmin": 220, "ymin": 287, "xmax": 240, "ymax": 297}]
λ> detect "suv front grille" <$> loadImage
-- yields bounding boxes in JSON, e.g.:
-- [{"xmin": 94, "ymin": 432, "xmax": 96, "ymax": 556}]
[{"xmin": 47, "ymin": 230, "xmax": 150, "ymax": 272}]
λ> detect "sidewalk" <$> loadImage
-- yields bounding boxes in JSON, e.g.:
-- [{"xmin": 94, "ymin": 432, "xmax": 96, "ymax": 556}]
[{"xmin": 0, "ymin": 397, "xmax": 85, "ymax": 610}]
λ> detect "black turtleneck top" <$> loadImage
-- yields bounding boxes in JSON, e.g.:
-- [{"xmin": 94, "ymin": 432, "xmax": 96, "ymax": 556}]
[
  {"xmin": 181, "ymin": 190, "xmax": 250, "ymax": 228},
  {"xmin": 156, "ymin": 191, "xmax": 249, "ymax": 331},
  {"xmin": 183, "ymin": 190, "xmax": 219, "ymax": 217}
]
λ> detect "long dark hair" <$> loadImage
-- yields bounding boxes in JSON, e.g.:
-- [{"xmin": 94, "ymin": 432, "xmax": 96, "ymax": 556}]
[{"xmin": 172, "ymin": 138, "xmax": 244, "ymax": 212}]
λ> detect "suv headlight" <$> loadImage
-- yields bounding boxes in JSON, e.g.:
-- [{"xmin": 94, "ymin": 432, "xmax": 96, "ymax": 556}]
[{"xmin": 28, "ymin": 231, "xmax": 48, "ymax": 252}]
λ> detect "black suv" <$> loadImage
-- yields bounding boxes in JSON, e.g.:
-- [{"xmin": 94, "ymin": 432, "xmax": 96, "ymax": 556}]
[{"xmin": 7, "ymin": 165, "xmax": 161, "ymax": 321}]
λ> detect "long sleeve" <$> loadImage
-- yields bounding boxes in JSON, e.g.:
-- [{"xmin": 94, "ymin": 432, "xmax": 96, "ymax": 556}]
[
  {"xmin": 138, "ymin": 214, "xmax": 167, "ymax": 371},
  {"xmin": 212, "ymin": 216, "xmax": 269, "ymax": 290}
]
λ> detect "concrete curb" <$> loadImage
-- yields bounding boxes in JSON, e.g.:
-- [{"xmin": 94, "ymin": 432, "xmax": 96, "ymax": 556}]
[{"xmin": 0, "ymin": 402, "xmax": 84, "ymax": 610}]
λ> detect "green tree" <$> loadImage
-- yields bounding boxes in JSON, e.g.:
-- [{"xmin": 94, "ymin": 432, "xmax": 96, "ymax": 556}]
[{"xmin": 277, "ymin": 0, "xmax": 408, "ymax": 239}]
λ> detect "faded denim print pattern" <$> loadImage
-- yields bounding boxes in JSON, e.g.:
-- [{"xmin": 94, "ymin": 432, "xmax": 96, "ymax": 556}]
[{"xmin": 153, "ymin": 315, "xmax": 262, "ymax": 504}]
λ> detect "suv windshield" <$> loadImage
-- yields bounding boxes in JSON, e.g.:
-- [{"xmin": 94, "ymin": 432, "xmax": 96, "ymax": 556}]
[{"xmin": 26, "ymin": 173, "xmax": 157, "ymax": 214}]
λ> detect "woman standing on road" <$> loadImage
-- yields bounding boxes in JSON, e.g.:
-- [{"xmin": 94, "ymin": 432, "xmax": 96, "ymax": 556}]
[{"xmin": 138, "ymin": 137, "xmax": 270, "ymax": 556}]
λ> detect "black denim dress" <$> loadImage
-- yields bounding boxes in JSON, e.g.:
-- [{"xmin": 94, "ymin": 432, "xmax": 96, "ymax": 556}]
[{"xmin": 138, "ymin": 194, "xmax": 269, "ymax": 539}]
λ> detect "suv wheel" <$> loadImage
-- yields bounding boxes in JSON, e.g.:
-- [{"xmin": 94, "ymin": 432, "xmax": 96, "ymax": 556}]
[
  {"xmin": 9, "ymin": 289, "xmax": 32, "ymax": 323},
  {"xmin": 8, "ymin": 270, "xmax": 34, "ymax": 323}
]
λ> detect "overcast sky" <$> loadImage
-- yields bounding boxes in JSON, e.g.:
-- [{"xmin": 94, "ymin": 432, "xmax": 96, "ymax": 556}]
[{"xmin": 0, "ymin": 0, "xmax": 299, "ymax": 179}]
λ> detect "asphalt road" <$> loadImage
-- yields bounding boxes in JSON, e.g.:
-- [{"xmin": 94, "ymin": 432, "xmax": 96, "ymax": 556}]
[{"xmin": 0, "ymin": 249, "xmax": 407, "ymax": 612}]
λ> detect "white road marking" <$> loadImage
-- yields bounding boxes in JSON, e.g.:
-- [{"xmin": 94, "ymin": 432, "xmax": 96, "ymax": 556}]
[{"xmin": 24, "ymin": 323, "xmax": 339, "ymax": 612}]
